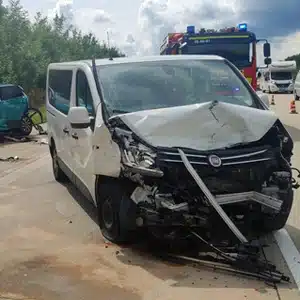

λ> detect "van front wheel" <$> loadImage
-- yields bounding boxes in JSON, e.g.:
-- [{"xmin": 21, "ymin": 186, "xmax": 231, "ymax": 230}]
[
  {"xmin": 96, "ymin": 178, "xmax": 138, "ymax": 244},
  {"xmin": 50, "ymin": 145, "xmax": 68, "ymax": 183}
]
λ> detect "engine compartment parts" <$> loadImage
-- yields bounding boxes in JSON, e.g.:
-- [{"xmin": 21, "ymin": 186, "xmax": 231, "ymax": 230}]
[
  {"xmin": 106, "ymin": 105, "xmax": 299, "ymax": 241},
  {"xmin": 178, "ymin": 148, "xmax": 248, "ymax": 243},
  {"xmin": 95, "ymin": 100, "xmax": 300, "ymax": 285},
  {"xmin": 164, "ymin": 231, "xmax": 290, "ymax": 285},
  {"xmin": 0, "ymin": 156, "xmax": 19, "ymax": 162}
]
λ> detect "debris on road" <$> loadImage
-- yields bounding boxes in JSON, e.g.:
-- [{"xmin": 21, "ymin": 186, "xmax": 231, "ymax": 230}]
[
  {"xmin": 33, "ymin": 123, "xmax": 47, "ymax": 135},
  {"xmin": 161, "ymin": 231, "xmax": 290, "ymax": 285},
  {"xmin": 2, "ymin": 135, "xmax": 29, "ymax": 143},
  {"xmin": 1, "ymin": 135, "xmax": 48, "ymax": 145},
  {"xmin": 0, "ymin": 156, "xmax": 19, "ymax": 162}
]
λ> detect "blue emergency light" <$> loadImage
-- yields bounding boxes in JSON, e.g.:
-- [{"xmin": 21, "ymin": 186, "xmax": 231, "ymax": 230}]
[
  {"xmin": 187, "ymin": 25, "xmax": 195, "ymax": 34},
  {"xmin": 238, "ymin": 23, "xmax": 247, "ymax": 31}
]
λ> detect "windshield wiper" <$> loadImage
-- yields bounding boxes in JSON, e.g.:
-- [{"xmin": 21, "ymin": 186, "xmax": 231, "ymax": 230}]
[
  {"xmin": 105, "ymin": 103, "xmax": 129, "ymax": 115},
  {"xmin": 111, "ymin": 109, "xmax": 129, "ymax": 114}
]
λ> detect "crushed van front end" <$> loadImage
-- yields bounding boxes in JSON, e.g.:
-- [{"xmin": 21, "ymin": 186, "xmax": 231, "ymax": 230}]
[{"xmin": 107, "ymin": 101, "xmax": 298, "ymax": 243}]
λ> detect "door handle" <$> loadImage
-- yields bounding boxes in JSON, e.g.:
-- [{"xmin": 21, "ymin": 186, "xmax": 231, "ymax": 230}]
[
  {"xmin": 63, "ymin": 128, "xmax": 69, "ymax": 134},
  {"xmin": 71, "ymin": 133, "xmax": 78, "ymax": 139}
]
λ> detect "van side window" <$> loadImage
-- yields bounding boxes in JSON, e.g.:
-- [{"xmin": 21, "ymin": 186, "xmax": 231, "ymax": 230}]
[
  {"xmin": 48, "ymin": 70, "xmax": 72, "ymax": 115},
  {"xmin": 76, "ymin": 70, "xmax": 94, "ymax": 115},
  {"xmin": 296, "ymin": 71, "xmax": 300, "ymax": 82}
]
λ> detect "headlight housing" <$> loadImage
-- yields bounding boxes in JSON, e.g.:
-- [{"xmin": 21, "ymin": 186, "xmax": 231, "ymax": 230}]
[{"xmin": 114, "ymin": 127, "xmax": 163, "ymax": 177}]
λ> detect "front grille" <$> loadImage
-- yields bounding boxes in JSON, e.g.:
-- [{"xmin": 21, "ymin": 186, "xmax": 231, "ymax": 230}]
[
  {"xmin": 156, "ymin": 146, "xmax": 278, "ymax": 194},
  {"xmin": 276, "ymin": 83, "xmax": 289, "ymax": 88},
  {"xmin": 157, "ymin": 145, "xmax": 276, "ymax": 168}
]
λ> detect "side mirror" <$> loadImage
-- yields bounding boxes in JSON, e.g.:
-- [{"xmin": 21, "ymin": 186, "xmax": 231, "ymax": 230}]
[
  {"xmin": 263, "ymin": 42, "xmax": 271, "ymax": 57},
  {"xmin": 264, "ymin": 57, "xmax": 272, "ymax": 65},
  {"xmin": 68, "ymin": 106, "xmax": 90, "ymax": 129},
  {"xmin": 257, "ymin": 91, "xmax": 269, "ymax": 108}
]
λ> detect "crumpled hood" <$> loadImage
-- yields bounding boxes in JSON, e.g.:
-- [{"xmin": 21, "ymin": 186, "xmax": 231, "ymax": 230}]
[{"xmin": 112, "ymin": 101, "xmax": 278, "ymax": 151}]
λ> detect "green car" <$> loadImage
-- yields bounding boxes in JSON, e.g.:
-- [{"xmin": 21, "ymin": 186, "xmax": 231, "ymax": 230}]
[{"xmin": 0, "ymin": 84, "xmax": 33, "ymax": 136}]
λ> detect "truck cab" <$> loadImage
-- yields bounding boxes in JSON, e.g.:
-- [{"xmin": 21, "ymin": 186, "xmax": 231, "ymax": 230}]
[{"xmin": 160, "ymin": 23, "xmax": 271, "ymax": 92}]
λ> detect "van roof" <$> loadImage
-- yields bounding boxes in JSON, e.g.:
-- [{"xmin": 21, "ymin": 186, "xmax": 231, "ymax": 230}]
[{"xmin": 48, "ymin": 55, "xmax": 225, "ymax": 68}]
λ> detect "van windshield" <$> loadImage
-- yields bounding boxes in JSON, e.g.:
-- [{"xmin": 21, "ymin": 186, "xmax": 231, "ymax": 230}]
[
  {"xmin": 271, "ymin": 72, "xmax": 292, "ymax": 80},
  {"xmin": 97, "ymin": 59, "xmax": 257, "ymax": 115}
]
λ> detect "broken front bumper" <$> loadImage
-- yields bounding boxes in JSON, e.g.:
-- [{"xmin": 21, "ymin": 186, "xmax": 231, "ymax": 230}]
[
  {"xmin": 178, "ymin": 149, "xmax": 284, "ymax": 244},
  {"xmin": 215, "ymin": 191, "xmax": 282, "ymax": 212}
]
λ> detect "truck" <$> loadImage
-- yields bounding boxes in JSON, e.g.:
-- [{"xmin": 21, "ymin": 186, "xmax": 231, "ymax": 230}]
[
  {"xmin": 258, "ymin": 60, "xmax": 296, "ymax": 94},
  {"xmin": 160, "ymin": 23, "xmax": 271, "ymax": 91}
]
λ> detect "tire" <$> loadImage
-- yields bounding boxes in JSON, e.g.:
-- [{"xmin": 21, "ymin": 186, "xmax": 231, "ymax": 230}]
[
  {"xmin": 19, "ymin": 115, "xmax": 33, "ymax": 136},
  {"xmin": 262, "ymin": 188, "xmax": 294, "ymax": 232},
  {"xmin": 295, "ymin": 92, "xmax": 299, "ymax": 101},
  {"xmin": 50, "ymin": 145, "xmax": 68, "ymax": 183},
  {"xmin": 96, "ymin": 178, "xmax": 138, "ymax": 244}
]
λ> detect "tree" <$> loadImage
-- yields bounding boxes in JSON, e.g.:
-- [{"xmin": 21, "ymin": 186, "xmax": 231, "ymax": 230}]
[
  {"xmin": 285, "ymin": 54, "xmax": 300, "ymax": 73},
  {"xmin": 0, "ymin": 0, "xmax": 124, "ymax": 91}
]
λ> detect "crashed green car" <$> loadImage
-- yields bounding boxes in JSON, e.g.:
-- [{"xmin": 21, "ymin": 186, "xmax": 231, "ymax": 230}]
[{"xmin": 0, "ymin": 84, "xmax": 33, "ymax": 136}]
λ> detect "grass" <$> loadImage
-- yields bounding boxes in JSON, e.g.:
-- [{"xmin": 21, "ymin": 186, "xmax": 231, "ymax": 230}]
[{"xmin": 29, "ymin": 105, "xmax": 47, "ymax": 125}]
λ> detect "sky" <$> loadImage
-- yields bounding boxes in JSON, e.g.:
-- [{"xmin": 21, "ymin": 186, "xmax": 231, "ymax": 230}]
[{"xmin": 9, "ymin": 0, "xmax": 300, "ymax": 65}]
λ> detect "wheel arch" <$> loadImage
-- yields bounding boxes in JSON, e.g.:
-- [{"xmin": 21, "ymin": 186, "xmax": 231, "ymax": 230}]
[
  {"xmin": 94, "ymin": 174, "xmax": 137, "ymax": 207},
  {"xmin": 49, "ymin": 137, "xmax": 55, "ymax": 156},
  {"xmin": 95, "ymin": 175, "xmax": 115, "ymax": 206}
]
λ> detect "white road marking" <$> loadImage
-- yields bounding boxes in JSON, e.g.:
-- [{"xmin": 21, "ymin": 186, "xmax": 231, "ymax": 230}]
[{"xmin": 274, "ymin": 228, "xmax": 300, "ymax": 290}]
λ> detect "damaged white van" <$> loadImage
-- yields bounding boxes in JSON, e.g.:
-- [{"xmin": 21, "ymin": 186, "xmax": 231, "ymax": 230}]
[{"xmin": 46, "ymin": 55, "xmax": 299, "ymax": 245}]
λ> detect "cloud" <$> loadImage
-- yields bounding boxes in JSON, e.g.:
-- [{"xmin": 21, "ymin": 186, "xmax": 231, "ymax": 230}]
[
  {"xmin": 237, "ymin": 0, "xmax": 300, "ymax": 38},
  {"xmin": 48, "ymin": 0, "xmax": 113, "ymax": 37},
  {"xmin": 129, "ymin": 0, "xmax": 300, "ymax": 60},
  {"xmin": 136, "ymin": 0, "xmax": 241, "ymax": 55},
  {"xmin": 80, "ymin": 9, "xmax": 113, "ymax": 24},
  {"xmin": 48, "ymin": 0, "xmax": 74, "ymax": 27},
  {"xmin": 270, "ymin": 32, "xmax": 300, "ymax": 61},
  {"xmin": 121, "ymin": 34, "xmax": 141, "ymax": 56},
  {"xmin": 47, "ymin": 0, "xmax": 300, "ymax": 61}
]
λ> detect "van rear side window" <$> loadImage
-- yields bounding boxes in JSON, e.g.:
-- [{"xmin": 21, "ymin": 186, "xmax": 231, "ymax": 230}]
[{"xmin": 48, "ymin": 69, "xmax": 73, "ymax": 115}]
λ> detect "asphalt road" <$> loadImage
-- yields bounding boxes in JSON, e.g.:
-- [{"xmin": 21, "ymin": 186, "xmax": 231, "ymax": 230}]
[{"xmin": 0, "ymin": 101, "xmax": 300, "ymax": 299}]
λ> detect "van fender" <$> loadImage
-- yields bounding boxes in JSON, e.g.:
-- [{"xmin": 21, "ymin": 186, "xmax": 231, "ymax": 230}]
[{"xmin": 92, "ymin": 123, "xmax": 121, "ymax": 178}]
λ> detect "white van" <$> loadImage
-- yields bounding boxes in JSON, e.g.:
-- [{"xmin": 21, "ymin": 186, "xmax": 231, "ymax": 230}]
[
  {"xmin": 46, "ymin": 55, "xmax": 296, "ymax": 245},
  {"xmin": 294, "ymin": 69, "xmax": 300, "ymax": 100},
  {"xmin": 259, "ymin": 61, "xmax": 296, "ymax": 94}
]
